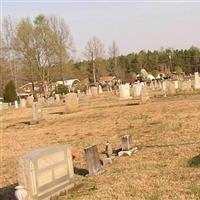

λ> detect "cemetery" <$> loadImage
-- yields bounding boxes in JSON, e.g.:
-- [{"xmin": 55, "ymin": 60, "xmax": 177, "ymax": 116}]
[
  {"xmin": 1, "ymin": 4, "xmax": 200, "ymax": 199},
  {"xmin": 1, "ymin": 78, "xmax": 200, "ymax": 200}
]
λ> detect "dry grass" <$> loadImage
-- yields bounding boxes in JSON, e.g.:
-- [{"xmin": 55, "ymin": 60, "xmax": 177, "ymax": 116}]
[{"xmin": 1, "ymin": 92, "xmax": 200, "ymax": 199}]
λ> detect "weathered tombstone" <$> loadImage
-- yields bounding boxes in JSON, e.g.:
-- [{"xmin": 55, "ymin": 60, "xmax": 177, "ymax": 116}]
[
  {"xmin": 194, "ymin": 72, "xmax": 200, "ymax": 89},
  {"xmin": 15, "ymin": 100, "xmax": 19, "ymax": 109},
  {"xmin": 47, "ymin": 97, "xmax": 55, "ymax": 107},
  {"xmin": 168, "ymin": 81, "xmax": 176, "ymax": 95},
  {"xmin": 26, "ymin": 96, "xmax": 34, "ymax": 107},
  {"xmin": 20, "ymin": 99, "xmax": 26, "ymax": 108},
  {"xmin": 55, "ymin": 94, "xmax": 60, "ymax": 104},
  {"xmin": 86, "ymin": 88, "xmax": 92, "ymax": 96},
  {"xmin": 32, "ymin": 102, "xmax": 43, "ymax": 123},
  {"xmin": 84, "ymin": 145, "xmax": 103, "ymax": 176},
  {"xmin": 105, "ymin": 142, "xmax": 113, "ymax": 158},
  {"xmin": 98, "ymin": 85, "xmax": 103, "ymax": 94},
  {"xmin": 16, "ymin": 145, "xmax": 74, "ymax": 200},
  {"xmin": 181, "ymin": 80, "xmax": 193, "ymax": 92},
  {"xmin": 119, "ymin": 83, "xmax": 130, "ymax": 99},
  {"xmin": 118, "ymin": 135, "xmax": 137, "ymax": 156},
  {"xmin": 133, "ymin": 83, "xmax": 142, "ymax": 97},
  {"xmin": 91, "ymin": 86, "xmax": 98, "ymax": 97},
  {"xmin": 0, "ymin": 102, "xmax": 2, "ymax": 111},
  {"xmin": 2, "ymin": 103, "xmax": 9, "ymax": 110},
  {"xmin": 174, "ymin": 81, "xmax": 179, "ymax": 89},
  {"xmin": 65, "ymin": 93, "xmax": 79, "ymax": 113}
]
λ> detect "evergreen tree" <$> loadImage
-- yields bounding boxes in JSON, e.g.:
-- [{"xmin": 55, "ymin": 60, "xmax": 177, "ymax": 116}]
[{"xmin": 3, "ymin": 80, "xmax": 17, "ymax": 102}]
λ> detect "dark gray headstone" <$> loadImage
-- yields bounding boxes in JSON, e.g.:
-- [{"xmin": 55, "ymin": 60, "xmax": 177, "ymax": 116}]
[
  {"xmin": 122, "ymin": 135, "xmax": 133, "ymax": 151},
  {"xmin": 84, "ymin": 145, "xmax": 103, "ymax": 176}
]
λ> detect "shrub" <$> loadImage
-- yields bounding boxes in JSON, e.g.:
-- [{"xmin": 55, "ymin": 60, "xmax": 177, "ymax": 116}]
[
  {"xmin": 55, "ymin": 84, "xmax": 69, "ymax": 94},
  {"xmin": 3, "ymin": 80, "xmax": 17, "ymax": 103},
  {"xmin": 151, "ymin": 69, "xmax": 159, "ymax": 78},
  {"xmin": 175, "ymin": 66, "xmax": 183, "ymax": 74}
]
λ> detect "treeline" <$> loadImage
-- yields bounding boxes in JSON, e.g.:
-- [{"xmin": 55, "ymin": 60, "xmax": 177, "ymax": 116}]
[{"xmin": 1, "ymin": 15, "xmax": 200, "ymax": 96}]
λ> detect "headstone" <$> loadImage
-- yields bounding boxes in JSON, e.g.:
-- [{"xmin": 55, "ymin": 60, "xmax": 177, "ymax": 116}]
[
  {"xmin": 194, "ymin": 72, "xmax": 200, "ymax": 89},
  {"xmin": 84, "ymin": 145, "xmax": 103, "ymax": 176},
  {"xmin": 98, "ymin": 85, "xmax": 103, "ymax": 94},
  {"xmin": 122, "ymin": 135, "xmax": 133, "ymax": 151},
  {"xmin": 65, "ymin": 93, "xmax": 79, "ymax": 113},
  {"xmin": 119, "ymin": 83, "xmax": 130, "ymax": 99},
  {"xmin": 15, "ymin": 100, "xmax": 19, "ymax": 109},
  {"xmin": 168, "ymin": 82, "xmax": 176, "ymax": 95},
  {"xmin": 55, "ymin": 94, "xmax": 60, "ymax": 104},
  {"xmin": 2, "ymin": 103, "xmax": 9, "ymax": 110},
  {"xmin": 26, "ymin": 96, "xmax": 34, "ymax": 107},
  {"xmin": 181, "ymin": 80, "xmax": 193, "ymax": 92},
  {"xmin": 16, "ymin": 145, "xmax": 74, "ymax": 200},
  {"xmin": 86, "ymin": 88, "xmax": 92, "ymax": 96},
  {"xmin": 162, "ymin": 81, "xmax": 167, "ymax": 91},
  {"xmin": 32, "ymin": 102, "xmax": 43, "ymax": 123},
  {"xmin": 20, "ymin": 99, "xmax": 26, "ymax": 108},
  {"xmin": 118, "ymin": 135, "xmax": 137, "ymax": 156},
  {"xmin": 105, "ymin": 142, "xmax": 113, "ymax": 158},
  {"xmin": 0, "ymin": 102, "xmax": 2, "ymax": 111},
  {"xmin": 47, "ymin": 97, "xmax": 55, "ymax": 107},
  {"xmin": 133, "ymin": 83, "xmax": 142, "ymax": 97},
  {"xmin": 91, "ymin": 86, "xmax": 98, "ymax": 98},
  {"xmin": 174, "ymin": 81, "xmax": 179, "ymax": 89}
]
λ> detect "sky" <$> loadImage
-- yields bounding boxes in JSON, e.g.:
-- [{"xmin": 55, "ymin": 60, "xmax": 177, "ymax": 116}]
[{"xmin": 2, "ymin": 1, "xmax": 200, "ymax": 60}]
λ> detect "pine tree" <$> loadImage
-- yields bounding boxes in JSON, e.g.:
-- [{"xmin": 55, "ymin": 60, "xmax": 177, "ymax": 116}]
[{"xmin": 3, "ymin": 80, "xmax": 17, "ymax": 102}]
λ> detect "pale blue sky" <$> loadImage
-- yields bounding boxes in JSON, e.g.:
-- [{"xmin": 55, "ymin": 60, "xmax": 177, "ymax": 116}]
[{"xmin": 2, "ymin": 1, "xmax": 200, "ymax": 59}]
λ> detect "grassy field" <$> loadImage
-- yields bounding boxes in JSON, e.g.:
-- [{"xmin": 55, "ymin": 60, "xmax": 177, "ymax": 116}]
[{"xmin": 1, "ymin": 93, "xmax": 200, "ymax": 200}]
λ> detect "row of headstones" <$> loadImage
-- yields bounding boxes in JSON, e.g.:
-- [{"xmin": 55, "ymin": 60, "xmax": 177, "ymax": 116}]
[
  {"xmin": 119, "ymin": 83, "xmax": 150, "ymax": 103},
  {"xmin": 15, "ymin": 134, "xmax": 135, "ymax": 200},
  {"xmin": 119, "ymin": 78, "xmax": 198, "ymax": 101}
]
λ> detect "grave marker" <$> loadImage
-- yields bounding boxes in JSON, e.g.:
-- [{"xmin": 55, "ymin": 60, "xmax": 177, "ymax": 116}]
[
  {"xmin": 84, "ymin": 145, "xmax": 103, "ymax": 176},
  {"xmin": 119, "ymin": 83, "xmax": 130, "ymax": 99},
  {"xmin": 20, "ymin": 99, "xmax": 26, "ymax": 108},
  {"xmin": 195, "ymin": 72, "xmax": 200, "ymax": 89},
  {"xmin": 32, "ymin": 102, "xmax": 43, "ymax": 123},
  {"xmin": 118, "ymin": 135, "xmax": 137, "ymax": 156},
  {"xmin": 65, "ymin": 93, "xmax": 79, "ymax": 113},
  {"xmin": 91, "ymin": 86, "xmax": 98, "ymax": 97},
  {"xmin": 16, "ymin": 145, "xmax": 74, "ymax": 200}
]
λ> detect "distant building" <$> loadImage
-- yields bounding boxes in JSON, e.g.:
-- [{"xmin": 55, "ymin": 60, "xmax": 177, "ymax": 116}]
[{"xmin": 56, "ymin": 79, "xmax": 80, "ymax": 91}]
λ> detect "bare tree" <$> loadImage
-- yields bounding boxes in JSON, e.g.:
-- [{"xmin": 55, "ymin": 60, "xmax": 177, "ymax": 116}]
[
  {"xmin": 1, "ymin": 16, "xmax": 18, "ymax": 89},
  {"xmin": 48, "ymin": 16, "xmax": 74, "ymax": 83},
  {"xmin": 108, "ymin": 40, "xmax": 119, "ymax": 75},
  {"xmin": 84, "ymin": 36, "xmax": 104, "ymax": 84}
]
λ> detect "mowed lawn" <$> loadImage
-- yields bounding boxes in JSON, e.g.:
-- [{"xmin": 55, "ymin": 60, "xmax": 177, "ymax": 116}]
[{"xmin": 1, "ymin": 93, "xmax": 200, "ymax": 200}]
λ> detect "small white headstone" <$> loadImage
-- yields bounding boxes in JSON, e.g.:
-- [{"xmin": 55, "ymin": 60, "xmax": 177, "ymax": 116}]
[
  {"xmin": 15, "ymin": 100, "xmax": 19, "ymax": 109},
  {"xmin": 20, "ymin": 99, "xmax": 26, "ymax": 108},
  {"xmin": 194, "ymin": 72, "xmax": 200, "ymax": 89},
  {"xmin": 134, "ymin": 83, "xmax": 142, "ymax": 97},
  {"xmin": 119, "ymin": 83, "xmax": 130, "ymax": 99},
  {"xmin": 98, "ymin": 85, "xmax": 103, "ymax": 94}
]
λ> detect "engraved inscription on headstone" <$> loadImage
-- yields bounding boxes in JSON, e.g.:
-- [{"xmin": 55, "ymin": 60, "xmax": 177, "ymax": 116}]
[{"xmin": 16, "ymin": 145, "xmax": 74, "ymax": 200}]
